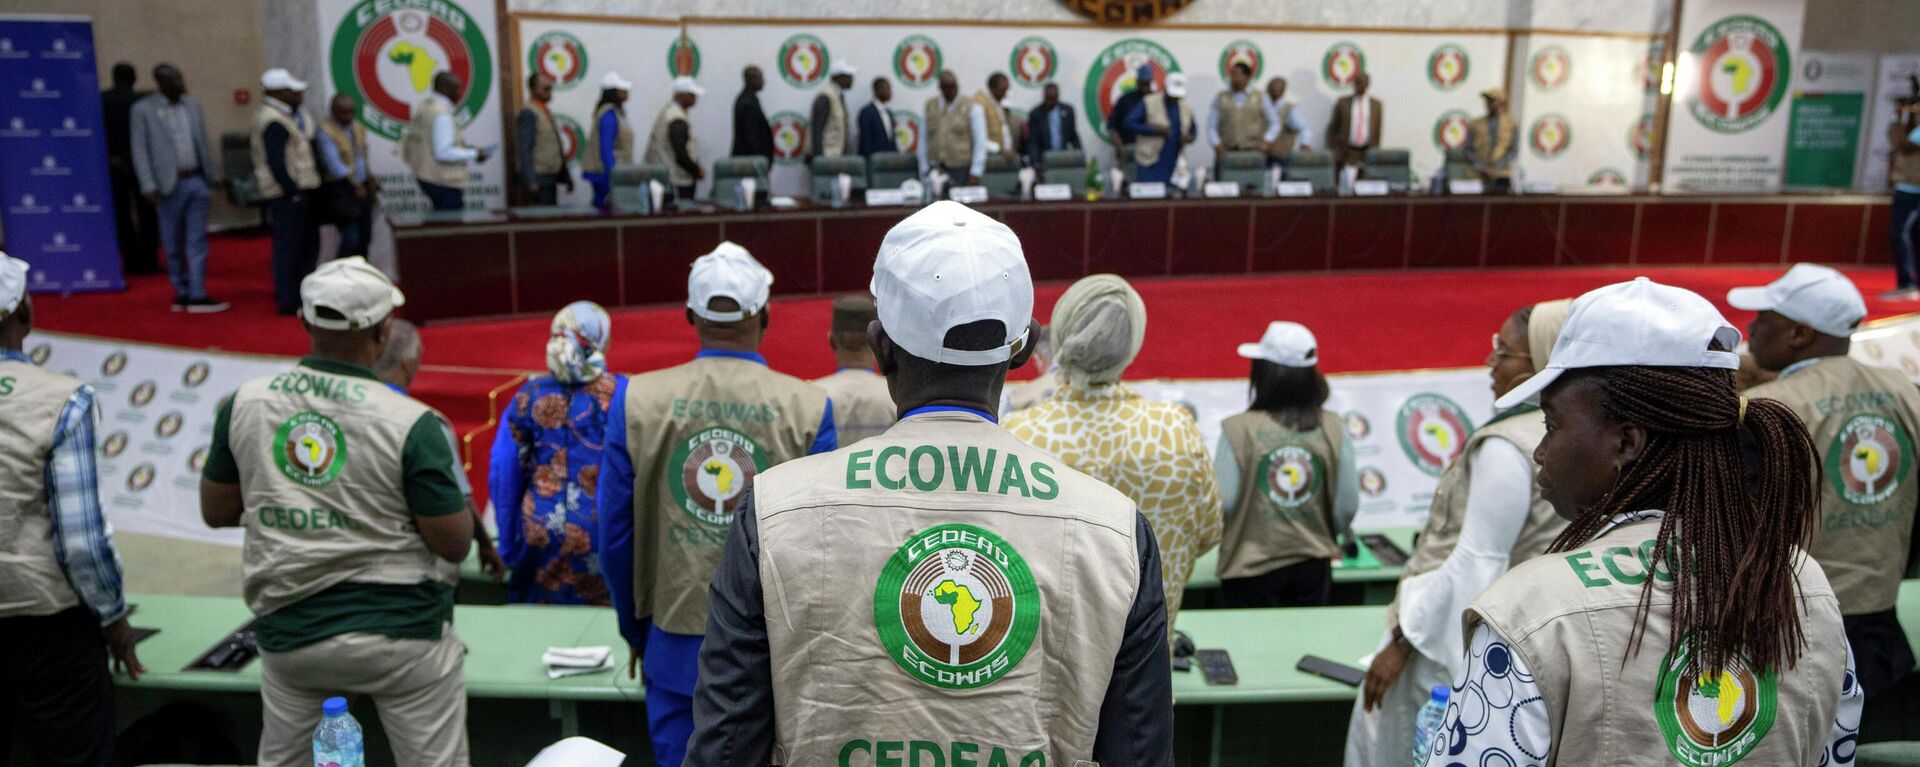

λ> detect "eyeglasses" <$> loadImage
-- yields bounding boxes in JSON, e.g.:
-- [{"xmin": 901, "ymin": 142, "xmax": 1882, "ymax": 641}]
[{"xmin": 1491, "ymin": 334, "xmax": 1531, "ymax": 360}]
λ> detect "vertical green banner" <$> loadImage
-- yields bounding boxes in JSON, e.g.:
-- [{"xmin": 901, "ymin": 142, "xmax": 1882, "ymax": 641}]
[{"xmin": 1786, "ymin": 92, "xmax": 1865, "ymax": 187}]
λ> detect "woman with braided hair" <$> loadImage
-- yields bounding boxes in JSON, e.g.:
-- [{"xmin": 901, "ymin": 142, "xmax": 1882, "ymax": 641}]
[{"xmin": 1423, "ymin": 278, "xmax": 1861, "ymax": 767}]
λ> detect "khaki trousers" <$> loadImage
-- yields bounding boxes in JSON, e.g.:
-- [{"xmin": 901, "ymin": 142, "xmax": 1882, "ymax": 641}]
[{"xmin": 257, "ymin": 626, "xmax": 469, "ymax": 767}]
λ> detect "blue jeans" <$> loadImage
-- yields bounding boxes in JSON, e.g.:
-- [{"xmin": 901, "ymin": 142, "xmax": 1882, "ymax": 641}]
[
  {"xmin": 155, "ymin": 174, "xmax": 210, "ymax": 301},
  {"xmin": 1892, "ymin": 190, "xmax": 1920, "ymax": 290},
  {"xmin": 417, "ymin": 180, "xmax": 464, "ymax": 211}
]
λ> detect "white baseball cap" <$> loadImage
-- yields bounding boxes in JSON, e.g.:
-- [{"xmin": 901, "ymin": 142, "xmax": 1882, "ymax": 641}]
[
  {"xmin": 301, "ymin": 257, "xmax": 404, "ymax": 331},
  {"xmin": 260, "ymin": 68, "xmax": 307, "ymax": 92},
  {"xmin": 1237, "ymin": 321, "xmax": 1317, "ymax": 367},
  {"xmin": 599, "ymin": 70, "xmax": 634, "ymax": 91},
  {"xmin": 871, "ymin": 200, "xmax": 1033, "ymax": 366},
  {"xmin": 1726, "ymin": 263, "xmax": 1866, "ymax": 339},
  {"xmin": 830, "ymin": 61, "xmax": 858, "ymax": 77},
  {"xmin": 1496, "ymin": 277, "xmax": 1741, "ymax": 409},
  {"xmin": 1164, "ymin": 72, "xmax": 1189, "ymax": 98},
  {"xmin": 687, "ymin": 242, "xmax": 773, "ymax": 322},
  {"xmin": 671, "ymin": 76, "xmax": 705, "ymax": 96},
  {"xmin": 0, "ymin": 250, "xmax": 27, "ymax": 319}
]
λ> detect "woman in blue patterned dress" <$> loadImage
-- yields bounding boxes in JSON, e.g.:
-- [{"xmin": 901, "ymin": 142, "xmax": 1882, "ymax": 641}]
[{"xmin": 488, "ymin": 302, "xmax": 622, "ymax": 605}]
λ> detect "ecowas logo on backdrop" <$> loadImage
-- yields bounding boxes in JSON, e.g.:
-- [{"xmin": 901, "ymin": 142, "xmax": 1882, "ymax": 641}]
[
  {"xmin": 669, "ymin": 428, "xmax": 769, "ymax": 526},
  {"xmin": 893, "ymin": 35, "xmax": 942, "ymax": 89},
  {"xmin": 1085, "ymin": 39, "xmax": 1179, "ymax": 145},
  {"xmin": 666, "ymin": 32, "xmax": 700, "ymax": 78},
  {"xmin": 274, "ymin": 411, "xmax": 347, "ymax": 488},
  {"xmin": 1588, "ymin": 168, "xmax": 1629, "ymax": 186},
  {"xmin": 554, "ymin": 114, "xmax": 584, "ymax": 162},
  {"xmin": 874, "ymin": 523, "xmax": 1039, "ymax": 690},
  {"xmin": 1218, "ymin": 40, "xmax": 1263, "ymax": 81},
  {"xmin": 1640, "ymin": 41, "xmax": 1666, "ymax": 93},
  {"xmin": 1531, "ymin": 45, "xmax": 1572, "ymax": 90},
  {"xmin": 768, "ymin": 111, "xmax": 808, "ymax": 165},
  {"xmin": 527, "ymin": 30, "xmax": 588, "ymax": 91},
  {"xmin": 1654, "ymin": 641, "xmax": 1778, "ymax": 766},
  {"xmin": 1427, "ymin": 44, "xmax": 1471, "ymax": 91},
  {"xmin": 891, "ymin": 110, "xmax": 922, "ymax": 154},
  {"xmin": 1529, "ymin": 114, "xmax": 1572, "ymax": 158},
  {"xmin": 1009, "ymin": 37, "xmax": 1058, "ymax": 88},
  {"xmin": 1396, "ymin": 393, "xmax": 1473, "ymax": 476},
  {"xmin": 330, "ymin": 0, "xmax": 492, "ymax": 140},
  {"xmin": 1321, "ymin": 42, "xmax": 1366, "ymax": 88},
  {"xmin": 777, "ymin": 34, "xmax": 830, "ymax": 88},
  {"xmin": 1686, "ymin": 15, "xmax": 1791, "ymax": 133},
  {"xmin": 1258, "ymin": 445, "xmax": 1321, "ymax": 508},
  {"xmin": 1631, "ymin": 113, "xmax": 1656, "ymax": 159},
  {"xmin": 1432, "ymin": 110, "xmax": 1471, "ymax": 151},
  {"xmin": 1828, "ymin": 414, "xmax": 1912, "ymax": 506}
]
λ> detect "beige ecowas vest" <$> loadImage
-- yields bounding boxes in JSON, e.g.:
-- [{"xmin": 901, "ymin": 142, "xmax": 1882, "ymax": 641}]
[
  {"xmin": 818, "ymin": 83, "xmax": 850, "ymax": 158},
  {"xmin": 1266, "ymin": 102, "xmax": 1298, "ymax": 159},
  {"xmin": 753, "ymin": 411, "xmax": 1139, "ymax": 767},
  {"xmin": 402, "ymin": 95, "xmax": 470, "ymax": 188},
  {"xmin": 0, "ymin": 361, "xmax": 85, "ymax": 618},
  {"xmin": 644, "ymin": 101, "xmax": 700, "ymax": 188},
  {"xmin": 1469, "ymin": 518, "xmax": 1847, "ymax": 767},
  {"xmin": 1214, "ymin": 90, "xmax": 1265, "ymax": 151},
  {"xmin": 1747, "ymin": 355, "xmax": 1920, "ymax": 614},
  {"xmin": 813, "ymin": 368, "xmax": 896, "ymax": 446},
  {"xmin": 621, "ymin": 356, "xmax": 826, "ymax": 634},
  {"xmin": 316, "ymin": 119, "xmax": 368, "ymax": 182},
  {"xmin": 1401, "ymin": 407, "xmax": 1562, "ymax": 581},
  {"xmin": 227, "ymin": 362, "xmax": 458, "ymax": 618},
  {"xmin": 250, "ymin": 104, "xmax": 320, "ymax": 200},
  {"xmin": 581, "ymin": 102, "xmax": 634, "ymax": 175},
  {"xmin": 526, "ymin": 105, "xmax": 565, "ymax": 175},
  {"xmin": 1133, "ymin": 93, "xmax": 1196, "ymax": 168},
  {"xmin": 925, "ymin": 96, "xmax": 973, "ymax": 170},
  {"xmin": 1217, "ymin": 410, "xmax": 1345, "ymax": 579}
]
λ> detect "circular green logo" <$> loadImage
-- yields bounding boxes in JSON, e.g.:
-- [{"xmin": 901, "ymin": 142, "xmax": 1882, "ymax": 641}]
[
  {"xmin": 1083, "ymin": 38, "xmax": 1181, "ymax": 146},
  {"xmin": 769, "ymin": 110, "xmax": 808, "ymax": 165},
  {"xmin": 1396, "ymin": 393, "xmax": 1473, "ymax": 477},
  {"xmin": 1009, "ymin": 37, "xmax": 1057, "ymax": 88},
  {"xmin": 528, "ymin": 30, "xmax": 589, "ymax": 91},
  {"xmin": 1827, "ymin": 413, "xmax": 1913, "ymax": 505},
  {"xmin": 329, "ymin": 0, "xmax": 493, "ymax": 140},
  {"xmin": 1433, "ymin": 109, "xmax": 1471, "ymax": 151},
  {"xmin": 1427, "ymin": 44, "xmax": 1470, "ymax": 90},
  {"xmin": 893, "ymin": 35, "xmax": 942, "ymax": 89},
  {"xmin": 776, "ymin": 33, "xmax": 830, "ymax": 88},
  {"xmin": 1589, "ymin": 167, "xmax": 1629, "ymax": 186},
  {"xmin": 1531, "ymin": 45, "xmax": 1571, "ymax": 90},
  {"xmin": 1654, "ymin": 640, "xmax": 1778, "ymax": 766},
  {"xmin": 666, "ymin": 34, "xmax": 700, "ymax": 78},
  {"xmin": 874, "ymin": 523, "xmax": 1040, "ymax": 690},
  {"xmin": 1686, "ymin": 15, "xmax": 1790, "ymax": 134},
  {"xmin": 1258, "ymin": 445, "xmax": 1322, "ymax": 508},
  {"xmin": 1529, "ymin": 113, "xmax": 1572, "ymax": 158},
  {"xmin": 667, "ymin": 427, "xmax": 769, "ymax": 526},
  {"xmin": 274, "ymin": 411, "xmax": 348, "ymax": 488},
  {"xmin": 1321, "ymin": 41, "xmax": 1366, "ymax": 88}
]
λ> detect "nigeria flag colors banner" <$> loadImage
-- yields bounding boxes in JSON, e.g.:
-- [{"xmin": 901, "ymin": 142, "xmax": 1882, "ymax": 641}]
[
  {"xmin": 315, "ymin": 0, "xmax": 506, "ymax": 215},
  {"xmin": 1662, "ymin": 0, "xmax": 1807, "ymax": 192}
]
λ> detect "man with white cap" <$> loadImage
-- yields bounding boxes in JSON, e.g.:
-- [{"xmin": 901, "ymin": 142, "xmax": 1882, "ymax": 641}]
[
  {"xmin": 598, "ymin": 242, "xmax": 834, "ymax": 767},
  {"xmin": 686, "ymin": 201, "xmax": 1173, "ymax": 765},
  {"xmin": 1465, "ymin": 86, "xmax": 1516, "ymax": 192},
  {"xmin": 581, "ymin": 70, "xmax": 636, "ymax": 208},
  {"xmin": 645, "ymin": 76, "xmax": 707, "ymax": 201},
  {"xmin": 1425, "ymin": 277, "xmax": 1858, "ymax": 766},
  {"xmin": 401, "ymin": 71, "xmax": 490, "ymax": 211},
  {"xmin": 1123, "ymin": 71, "xmax": 1196, "ymax": 185},
  {"xmin": 810, "ymin": 61, "xmax": 857, "ymax": 160},
  {"xmin": 200, "ymin": 256, "xmax": 477, "ymax": 767},
  {"xmin": 1733, "ymin": 264, "xmax": 1920, "ymax": 699},
  {"xmin": 0, "ymin": 251, "xmax": 143, "ymax": 766},
  {"xmin": 252, "ymin": 68, "xmax": 318, "ymax": 316}
]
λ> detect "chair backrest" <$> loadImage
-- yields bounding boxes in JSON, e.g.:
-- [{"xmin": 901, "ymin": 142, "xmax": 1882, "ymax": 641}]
[
  {"xmin": 867, "ymin": 151, "xmax": 918, "ymax": 189},
  {"xmin": 1284, "ymin": 149, "xmax": 1336, "ymax": 194},
  {"xmin": 1040, "ymin": 150, "xmax": 1087, "ymax": 194},
  {"xmin": 710, "ymin": 156, "xmax": 770, "ymax": 208},
  {"xmin": 1442, "ymin": 148, "xmax": 1473, "ymax": 181},
  {"xmin": 1215, "ymin": 150, "xmax": 1267, "ymax": 194},
  {"xmin": 607, "ymin": 165, "xmax": 657, "ymax": 213},
  {"xmin": 809, "ymin": 156, "xmax": 869, "ymax": 203},
  {"xmin": 979, "ymin": 154, "xmax": 1021, "ymax": 200},
  {"xmin": 219, "ymin": 132, "xmax": 260, "ymax": 206},
  {"xmin": 1043, "ymin": 149, "xmax": 1085, "ymax": 170},
  {"xmin": 1362, "ymin": 148, "xmax": 1412, "ymax": 187}
]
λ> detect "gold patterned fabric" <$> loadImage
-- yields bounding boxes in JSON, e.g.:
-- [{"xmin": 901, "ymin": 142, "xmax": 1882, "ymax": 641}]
[{"xmin": 1004, "ymin": 382, "xmax": 1222, "ymax": 623}]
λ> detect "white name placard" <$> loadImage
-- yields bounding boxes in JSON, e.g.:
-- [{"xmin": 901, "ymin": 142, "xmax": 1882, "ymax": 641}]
[
  {"xmin": 949, "ymin": 185, "xmax": 990, "ymax": 204},
  {"xmin": 1203, "ymin": 181, "xmax": 1242, "ymax": 198},
  {"xmin": 1275, "ymin": 181, "xmax": 1315, "ymax": 197},
  {"xmin": 1449, "ymin": 179, "xmax": 1485, "ymax": 195},
  {"xmin": 1128, "ymin": 182, "xmax": 1168, "ymax": 199},
  {"xmin": 865, "ymin": 188, "xmax": 908, "ymax": 206},
  {"xmin": 1033, "ymin": 183, "xmax": 1074, "ymax": 201},
  {"xmin": 1353, "ymin": 179, "xmax": 1390, "ymax": 196}
]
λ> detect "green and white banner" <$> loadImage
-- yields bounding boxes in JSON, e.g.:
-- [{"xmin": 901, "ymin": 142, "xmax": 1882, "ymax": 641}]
[
  {"xmin": 1508, "ymin": 34, "xmax": 1662, "ymax": 190},
  {"xmin": 1862, "ymin": 55, "xmax": 1920, "ymax": 192},
  {"xmin": 1784, "ymin": 51, "xmax": 1873, "ymax": 189},
  {"xmin": 1661, "ymin": 0, "xmax": 1807, "ymax": 193}
]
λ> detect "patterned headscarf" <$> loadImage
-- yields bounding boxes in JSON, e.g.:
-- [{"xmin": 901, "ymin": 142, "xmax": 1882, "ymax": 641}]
[{"xmin": 546, "ymin": 301, "xmax": 612, "ymax": 384}]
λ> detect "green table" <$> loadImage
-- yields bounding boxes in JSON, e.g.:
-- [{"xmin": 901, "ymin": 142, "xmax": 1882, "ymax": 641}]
[{"xmin": 1184, "ymin": 527, "xmax": 1417, "ymax": 607}]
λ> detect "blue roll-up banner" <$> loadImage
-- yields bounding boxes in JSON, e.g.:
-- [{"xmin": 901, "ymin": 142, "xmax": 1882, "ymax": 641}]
[{"xmin": 0, "ymin": 15, "xmax": 123, "ymax": 293}]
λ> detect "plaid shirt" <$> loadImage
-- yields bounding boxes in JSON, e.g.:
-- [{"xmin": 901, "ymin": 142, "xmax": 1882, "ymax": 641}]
[{"xmin": 2, "ymin": 349, "xmax": 127, "ymax": 625}]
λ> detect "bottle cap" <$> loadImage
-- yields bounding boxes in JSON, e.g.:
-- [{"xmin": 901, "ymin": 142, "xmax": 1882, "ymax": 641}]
[
  {"xmin": 1430, "ymin": 685, "xmax": 1451, "ymax": 703},
  {"xmin": 323, "ymin": 696, "xmax": 349, "ymax": 716}
]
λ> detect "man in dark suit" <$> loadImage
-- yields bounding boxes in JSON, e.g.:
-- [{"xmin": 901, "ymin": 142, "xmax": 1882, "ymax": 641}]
[
  {"xmin": 1026, "ymin": 82, "xmax": 1081, "ymax": 168},
  {"xmin": 731, "ymin": 65, "xmax": 774, "ymax": 162},
  {"xmin": 1326, "ymin": 71, "xmax": 1382, "ymax": 169},
  {"xmin": 856, "ymin": 77, "xmax": 899, "ymax": 158},
  {"xmin": 101, "ymin": 62, "xmax": 158, "ymax": 274}
]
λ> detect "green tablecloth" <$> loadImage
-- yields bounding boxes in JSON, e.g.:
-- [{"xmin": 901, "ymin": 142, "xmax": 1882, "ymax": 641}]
[{"xmin": 1185, "ymin": 527, "xmax": 1417, "ymax": 592}]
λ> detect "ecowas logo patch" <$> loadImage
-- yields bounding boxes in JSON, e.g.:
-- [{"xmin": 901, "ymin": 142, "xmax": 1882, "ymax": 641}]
[
  {"xmin": 874, "ymin": 523, "xmax": 1038, "ymax": 690},
  {"xmin": 1433, "ymin": 110, "xmax": 1471, "ymax": 151},
  {"xmin": 1396, "ymin": 393, "xmax": 1473, "ymax": 476},
  {"xmin": 1084, "ymin": 39, "xmax": 1179, "ymax": 146},
  {"xmin": 1322, "ymin": 42, "xmax": 1366, "ymax": 88},
  {"xmin": 1529, "ymin": 114, "xmax": 1572, "ymax": 158},
  {"xmin": 527, "ymin": 30, "xmax": 588, "ymax": 90},
  {"xmin": 893, "ymin": 35, "xmax": 942, "ymax": 89},
  {"xmin": 768, "ymin": 111, "xmax": 808, "ymax": 165},
  {"xmin": 1654, "ymin": 642, "xmax": 1778, "ymax": 766},
  {"xmin": 1258, "ymin": 445, "xmax": 1322, "ymax": 508},
  {"xmin": 1427, "ymin": 44, "xmax": 1470, "ymax": 91},
  {"xmin": 669, "ymin": 427, "xmax": 768, "ymax": 526},
  {"xmin": 777, "ymin": 34, "xmax": 830, "ymax": 88},
  {"xmin": 1828, "ymin": 414, "xmax": 1912, "ymax": 505},
  {"xmin": 1687, "ymin": 15, "xmax": 1790, "ymax": 133},
  {"xmin": 1009, "ymin": 37, "xmax": 1058, "ymax": 88},
  {"xmin": 275, "ymin": 411, "xmax": 347, "ymax": 488},
  {"xmin": 329, "ymin": 0, "xmax": 492, "ymax": 140},
  {"xmin": 1531, "ymin": 45, "xmax": 1571, "ymax": 90}
]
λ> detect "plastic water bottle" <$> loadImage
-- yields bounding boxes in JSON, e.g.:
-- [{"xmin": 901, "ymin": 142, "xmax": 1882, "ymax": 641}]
[
  {"xmin": 313, "ymin": 696, "xmax": 365, "ymax": 767},
  {"xmin": 1411, "ymin": 685, "xmax": 1450, "ymax": 767}
]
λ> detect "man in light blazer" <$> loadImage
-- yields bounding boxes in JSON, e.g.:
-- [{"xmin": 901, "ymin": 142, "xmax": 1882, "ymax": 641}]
[
  {"xmin": 1326, "ymin": 71, "xmax": 1382, "ymax": 170},
  {"xmin": 130, "ymin": 64, "xmax": 225, "ymax": 313}
]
